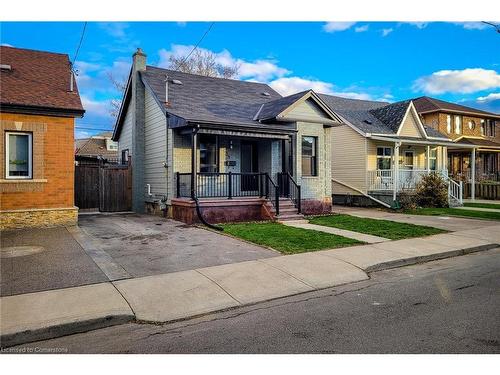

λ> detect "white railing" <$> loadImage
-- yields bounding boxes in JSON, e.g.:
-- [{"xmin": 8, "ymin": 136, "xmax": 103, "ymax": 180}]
[
  {"xmin": 447, "ymin": 178, "xmax": 463, "ymax": 205},
  {"xmin": 368, "ymin": 169, "xmax": 449, "ymax": 191}
]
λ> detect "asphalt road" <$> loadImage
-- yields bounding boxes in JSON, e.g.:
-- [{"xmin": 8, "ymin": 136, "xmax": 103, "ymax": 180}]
[{"xmin": 11, "ymin": 248, "xmax": 500, "ymax": 354}]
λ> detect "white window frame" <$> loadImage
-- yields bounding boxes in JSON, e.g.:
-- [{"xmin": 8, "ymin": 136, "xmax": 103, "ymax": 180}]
[
  {"xmin": 376, "ymin": 146, "xmax": 393, "ymax": 170},
  {"xmin": 428, "ymin": 147, "xmax": 438, "ymax": 170},
  {"xmin": 5, "ymin": 131, "xmax": 33, "ymax": 179},
  {"xmin": 454, "ymin": 115, "xmax": 462, "ymax": 135},
  {"xmin": 446, "ymin": 115, "xmax": 452, "ymax": 134}
]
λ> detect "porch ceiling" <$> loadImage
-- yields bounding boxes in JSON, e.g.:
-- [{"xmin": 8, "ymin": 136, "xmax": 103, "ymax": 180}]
[
  {"xmin": 196, "ymin": 128, "xmax": 291, "ymax": 140},
  {"xmin": 369, "ymin": 135, "xmax": 475, "ymax": 148}
]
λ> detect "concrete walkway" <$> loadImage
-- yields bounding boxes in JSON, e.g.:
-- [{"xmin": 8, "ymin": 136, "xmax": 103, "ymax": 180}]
[
  {"xmin": 282, "ymin": 221, "xmax": 390, "ymax": 243},
  {"xmin": 332, "ymin": 206, "xmax": 498, "ymax": 231},
  {"xmin": 2, "ymin": 224, "xmax": 499, "ymax": 348},
  {"xmin": 456, "ymin": 206, "xmax": 500, "ymax": 213}
]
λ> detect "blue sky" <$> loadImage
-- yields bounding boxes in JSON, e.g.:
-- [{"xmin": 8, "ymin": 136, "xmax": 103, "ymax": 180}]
[{"xmin": 1, "ymin": 21, "xmax": 499, "ymax": 138}]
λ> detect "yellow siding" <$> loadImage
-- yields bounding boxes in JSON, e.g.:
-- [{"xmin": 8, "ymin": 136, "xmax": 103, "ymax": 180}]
[
  {"xmin": 399, "ymin": 110, "xmax": 425, "ymax": 138},
  {"xmin": 287, "ymin": 98, "xmax": 329, "ymax": 120},
  {"xmin": 331, "ymin": 125, "xmax": 367, "ymax": 195}
]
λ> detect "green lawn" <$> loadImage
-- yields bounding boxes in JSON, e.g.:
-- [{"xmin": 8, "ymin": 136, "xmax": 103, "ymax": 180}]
[
  {"xmin": 404, "ymin": 208, "xmax": 500, "ymax": 221},
  {"xmin": 463, "ymin": 202, "xmax": 500, "ymax": 210},
  {"xmin": 308, "ymin": 214, "xmax": 446, "ymax": 240},
  {"xmin": 221, "ymin": 222, "xmax": 362, "ymax": 254}
]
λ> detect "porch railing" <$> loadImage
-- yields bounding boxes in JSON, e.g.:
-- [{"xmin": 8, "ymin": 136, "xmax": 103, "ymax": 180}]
[
  {"xmin": 176, "ymin": 172, "xmax": 268, "ymax": 199},
  {"xmin": 367, "ymin": 169, "xmax": 448, "ymax": 191},
  {"xmin": 451, "ymin": 171, "xmax": 500, "ymax": 183}
]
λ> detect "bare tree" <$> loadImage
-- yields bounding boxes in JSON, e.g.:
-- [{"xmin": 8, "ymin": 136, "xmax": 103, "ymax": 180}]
[
  {"xmin": 169, "ymin": 49, "xmax": 239, "ymax": 78},
  {"xmin": 107, "ymin": 72, "xmax": 127, "ymax": 118}
]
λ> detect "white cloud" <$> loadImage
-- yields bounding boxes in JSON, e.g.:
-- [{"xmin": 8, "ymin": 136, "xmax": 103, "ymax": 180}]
[
  {"xmin": 381, "ymin": 28, "xmax": 393, "ymax": 37},
  {"xmin": 99, "ymin": 22, "xmax": 130, "ymax": 38},
  {"xmin": 323, "ymin": 22, "xmax": 356, "ymax": 33},
  {"xmin": 75, "ymin": 130, "xmax": 91, "ymax": 139},
  {"xmin": 413, "ymin": 68, "xmax": 500, "ymax": 94},
  {"xmin": 80, "ymin": 95, "xmax": 112, "ymax": 118},
  {"xmin": 158, "ymin": 44, "xmax": 289, "ymax": 82},
  {"xmin": 455, "ymin": 22, "xmax": 489, "ymax": 30},
  {"xmin": 407, "ymin": 22, "xmax": 428, "ymax": 29},
  {"xmin": 477, "ymin": 93, "xmax": 500, "ymax": 102},
  {"xmin": 176, "ymin": 22, "xmax": 187, "ymax": 27},
  {"xmin": 1, "ymin": 43, "xmax": 13, "ymax": 47},
  {"xmin": 355, "ymin": 25, "xmax": 369, "ymax": 33},
  {"xmin": 268, "ymin": 76, "xmax": 376, "ymax": 101}
]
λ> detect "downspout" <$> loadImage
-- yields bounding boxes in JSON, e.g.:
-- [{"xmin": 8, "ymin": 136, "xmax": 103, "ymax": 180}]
[{"xmin": 191, "ymin": 124, "xmax": 223, "ymax": 231}]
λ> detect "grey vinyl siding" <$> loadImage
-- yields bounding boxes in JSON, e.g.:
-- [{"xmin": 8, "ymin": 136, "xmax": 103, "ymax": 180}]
[
  {"xmin": 144, "ymin": 88, "xmax": 168, "ymax": 198},
  {"xmin": 117, "ymin": 104, "xmax": 133, "ymax": 157}
]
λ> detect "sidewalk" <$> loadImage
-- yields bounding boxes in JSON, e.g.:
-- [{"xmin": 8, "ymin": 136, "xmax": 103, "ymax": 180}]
[{"xmin": 2, "ymin": 225, "xmax": 499, "ymax": 348}]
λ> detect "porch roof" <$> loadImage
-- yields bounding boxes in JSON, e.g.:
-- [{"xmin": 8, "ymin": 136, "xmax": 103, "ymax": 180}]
[
  {"xmin": 454, "ymin": 137, "xmax": 500, "ymax": 150},
  {"xmin": 368, "ymin": 134, "xmax": 475, "ymax": 148}
]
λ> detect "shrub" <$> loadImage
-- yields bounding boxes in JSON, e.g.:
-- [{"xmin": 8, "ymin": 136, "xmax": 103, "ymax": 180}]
[
  {"xmin": 415, "ymin": 172, "xmax": 449, "ymax": 208},
  {"xmin": 398, "ymin": 189, "xmax": 418, "ymax": 210}
]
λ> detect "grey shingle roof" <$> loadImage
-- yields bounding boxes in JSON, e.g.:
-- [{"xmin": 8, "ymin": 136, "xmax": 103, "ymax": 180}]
[
  {"xmin": 413, "ymin": 96, "xmax": 500, "ymax": 118},
  {"xmin": 255, "ymin": 90, "xmax": 310, "ymax": 120},
  {"xmin": 140, "ymin": 66, "xmax": 291, "ymax": 129},
  {"xmin": 369, "ymin": 100, "xmax": 411, "ymax": 133},
  {"xmin": 318, "ymin": 93, "xmax": 449, "ymax": 139}
]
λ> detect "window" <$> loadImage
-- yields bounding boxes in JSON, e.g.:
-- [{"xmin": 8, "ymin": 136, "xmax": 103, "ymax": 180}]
[
  {"xmin": 106, "ymin": 139, "xmax": 118, "ymax": 151},
  {"xmin": 468, "ymin": 120, "xmax": 475, "ymax": 130},
  {"xmin": 480, "ymin": 119, "xmax": 485, "ymax": 136},
  {"xmin": 428, "ymin": 148, "xmax": 437, "ymax": 170},
  {"xmin": 301, "ymin": 136, "xmax": 317, "ymax": 176},
  {"xmin": 454, "ymin": 115, "xmax": 462, "ymax": 134},
  {"xmin": 446, "ymin": 115, "xmax": 452, "ymax": 133},
  {"xmin": 5, "ymin": 132, "xmax": 32, "ymax": 179},
  {"xmin": 376, "ymin": 147, "xmax": 392, "ymax": 170},
  {"xmin": 486, "ymin": 119, "xmax": 496, "ymax": 137},
  {"xmin": 121, "ymin": 149, "xmax": 129, "ymax": 163},
  {"xmin": 199, "ymin": 134, "xmax": 218, "ymax": 173}
]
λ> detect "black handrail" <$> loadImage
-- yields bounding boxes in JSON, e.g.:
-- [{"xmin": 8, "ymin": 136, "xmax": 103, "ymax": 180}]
[
  {"xmin": 278, "ymin": 172, "xmax": 301, "ymax": 213},
  {"xmin": 264, "ymin": 173, "xmax": 279, "ymax": 216}
]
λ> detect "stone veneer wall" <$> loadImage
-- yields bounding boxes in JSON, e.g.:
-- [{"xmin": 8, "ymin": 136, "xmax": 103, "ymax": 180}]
[{"xmin": 0, "ymin": 207, "xmax": 78, "ymax": 230}]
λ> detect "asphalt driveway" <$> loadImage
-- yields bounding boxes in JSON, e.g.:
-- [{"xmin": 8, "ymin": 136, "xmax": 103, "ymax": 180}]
[
  {"xmin": 1, "ymin": 227, "xmax": 108, "ymax": 297},
  {"xmin": 78, "ymin": 213, "xmax": 279, "ymax": 278}
]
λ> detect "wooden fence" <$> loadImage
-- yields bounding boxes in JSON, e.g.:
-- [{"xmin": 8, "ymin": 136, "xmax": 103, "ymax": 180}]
[
  {"xmin": 463, "ymin": 182, "xmax": 500, "ymax": 200},
  {"xmin": 75, "ymin": 160, "xmax": 132, "ymax": 212}
]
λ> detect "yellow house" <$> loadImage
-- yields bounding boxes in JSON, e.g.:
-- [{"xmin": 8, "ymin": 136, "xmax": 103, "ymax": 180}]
[{"xmin": 318, "ymin": 95, "xmax": 474, "ymax": 207}]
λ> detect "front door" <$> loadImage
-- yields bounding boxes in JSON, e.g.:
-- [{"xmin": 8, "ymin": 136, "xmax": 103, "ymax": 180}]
[
  {"xmin": 404, "ymin": 151, "xmax": 414, "ymax": 170},
  {"xmin": 240, "ymin": 141, "xmax": 259, "ymax": 191}
]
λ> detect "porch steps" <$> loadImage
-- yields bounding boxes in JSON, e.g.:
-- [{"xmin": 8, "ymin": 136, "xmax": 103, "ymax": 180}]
[{"xmin": 269, "ymin": 198, "xmax": 305, "ymax": 222}]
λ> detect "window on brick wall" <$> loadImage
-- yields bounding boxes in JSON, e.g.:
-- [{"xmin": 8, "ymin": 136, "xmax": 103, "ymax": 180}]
[
  {"xmin": 454, "ymin": 115, "xmax": 462, "ymax": 135},
  {"xmin": 301, "ymin": 136, "xmax": 317, "ymax": 176},
  {"xmin": 481, "ymin": 119, "xmax": 485, "ymax": 136},
  {"xmin": 5, "ymin": 132, "xmax": 33, "ymax": 179},
  {"xmin": 486, "ymin": 119, "xmax": 496, "ymax": 137},
  {"xmin": 446, "ymin": 115, "xmax": 452, "ymax": 134}
]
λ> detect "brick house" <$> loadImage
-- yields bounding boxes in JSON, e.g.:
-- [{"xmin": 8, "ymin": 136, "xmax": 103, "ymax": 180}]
[
  {"xmin": 0, "ymin": 46, "xmax": 85, "ymax": 230},
  {"xmin": 414, "ymin": 96, "xmax": 500, "ymax": 182},
  {"xmin": 112, "ymin": 49, "xmax": 342, "ymax": 223},
  {"xmin": 75, "ymin": 131, "xmax": 118, "ymax": 164}
]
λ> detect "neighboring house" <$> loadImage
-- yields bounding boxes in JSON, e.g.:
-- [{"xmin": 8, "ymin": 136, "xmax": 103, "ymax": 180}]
[
  {"xmin": 320, "ymin": 95, "xmax": 472, "ymax": 207},
  {"xmin": 75, "ymin": 131, "xmax": 118, "ymax": 163},
  {"xmin": 0, "ymin": 46, "xmax": 84, "ymax": 230},
  {"xmin": 414, "ymin": 96, "xmax": 500, "ymax": 182},
  {"xmin": 112, "ymin": 49, "xmax": 342, "ymax": 223}
]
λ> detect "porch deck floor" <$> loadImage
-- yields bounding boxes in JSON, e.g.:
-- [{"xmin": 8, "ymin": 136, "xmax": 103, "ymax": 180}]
[{"xmin": 282, "ymin": 222, "xmax": 390, "ymax": 244}]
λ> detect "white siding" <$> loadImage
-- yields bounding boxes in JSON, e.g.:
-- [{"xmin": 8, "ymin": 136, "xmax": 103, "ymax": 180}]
[
  {"xmin": 331, "ymin": 125, "xmax": 367, "ymax": 195},
  {"xmin": 117, "ymin": 104, "xmax": 133, "ymax": 157},
  {"xmin": 144, "ymin": 89, "xmax": 167, "ymax": 197}
]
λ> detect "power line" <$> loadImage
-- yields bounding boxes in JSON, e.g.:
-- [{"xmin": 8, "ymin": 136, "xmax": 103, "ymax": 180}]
[
  {"xmin": 482, "ymin": 21, "xmax": 500, "ymax": 33},
  {"xmin": 174, "ymin": 22, "xmax": 215, "ymax": 70},
  {"xmin": 72, "ymin": 22, "xmax": 87, "ymax": 66}
]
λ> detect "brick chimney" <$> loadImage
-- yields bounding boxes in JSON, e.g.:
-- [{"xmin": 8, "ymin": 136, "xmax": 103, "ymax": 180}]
[{"xmin": 132, "ymin": 48, "xmax": 146, "ymax": 72}]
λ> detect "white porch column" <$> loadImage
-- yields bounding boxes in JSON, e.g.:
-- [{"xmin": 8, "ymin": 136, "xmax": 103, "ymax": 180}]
[
  {"xmin": 426, "ymin": 145, "xmax": 430, "ymax": 173},
  {"xmin": 471, "ymin": 147, "xmax": 476, "ymax": 201},
  {"xmin": 393, "ymin": 142, "xmax": 400, "ymax": 202}
]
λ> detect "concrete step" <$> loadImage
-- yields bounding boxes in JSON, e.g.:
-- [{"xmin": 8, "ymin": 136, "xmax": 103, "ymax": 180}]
[{"xmin": 276, "ymin": 213, "xmax": 306, "ymax": 221}]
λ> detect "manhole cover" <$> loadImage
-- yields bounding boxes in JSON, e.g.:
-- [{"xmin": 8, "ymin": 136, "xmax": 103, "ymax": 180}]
[{"xmin": 1, "ymin": 246, "xmax": 45, "ymax": 258}]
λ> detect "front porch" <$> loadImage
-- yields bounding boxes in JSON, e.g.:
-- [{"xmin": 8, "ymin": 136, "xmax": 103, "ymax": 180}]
[{"xmin": 365, "ymin": 135, "xmax": 466, "ymax": 206}]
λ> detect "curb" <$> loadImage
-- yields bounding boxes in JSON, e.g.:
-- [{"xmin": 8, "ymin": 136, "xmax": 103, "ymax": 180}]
[
  {"xmin": 364, "ymin": 243, "xmax": 498, "ymax": 273},
  {"xmin": 1, "ymin": 314, "xmax": 134, "ymax": 348}
]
